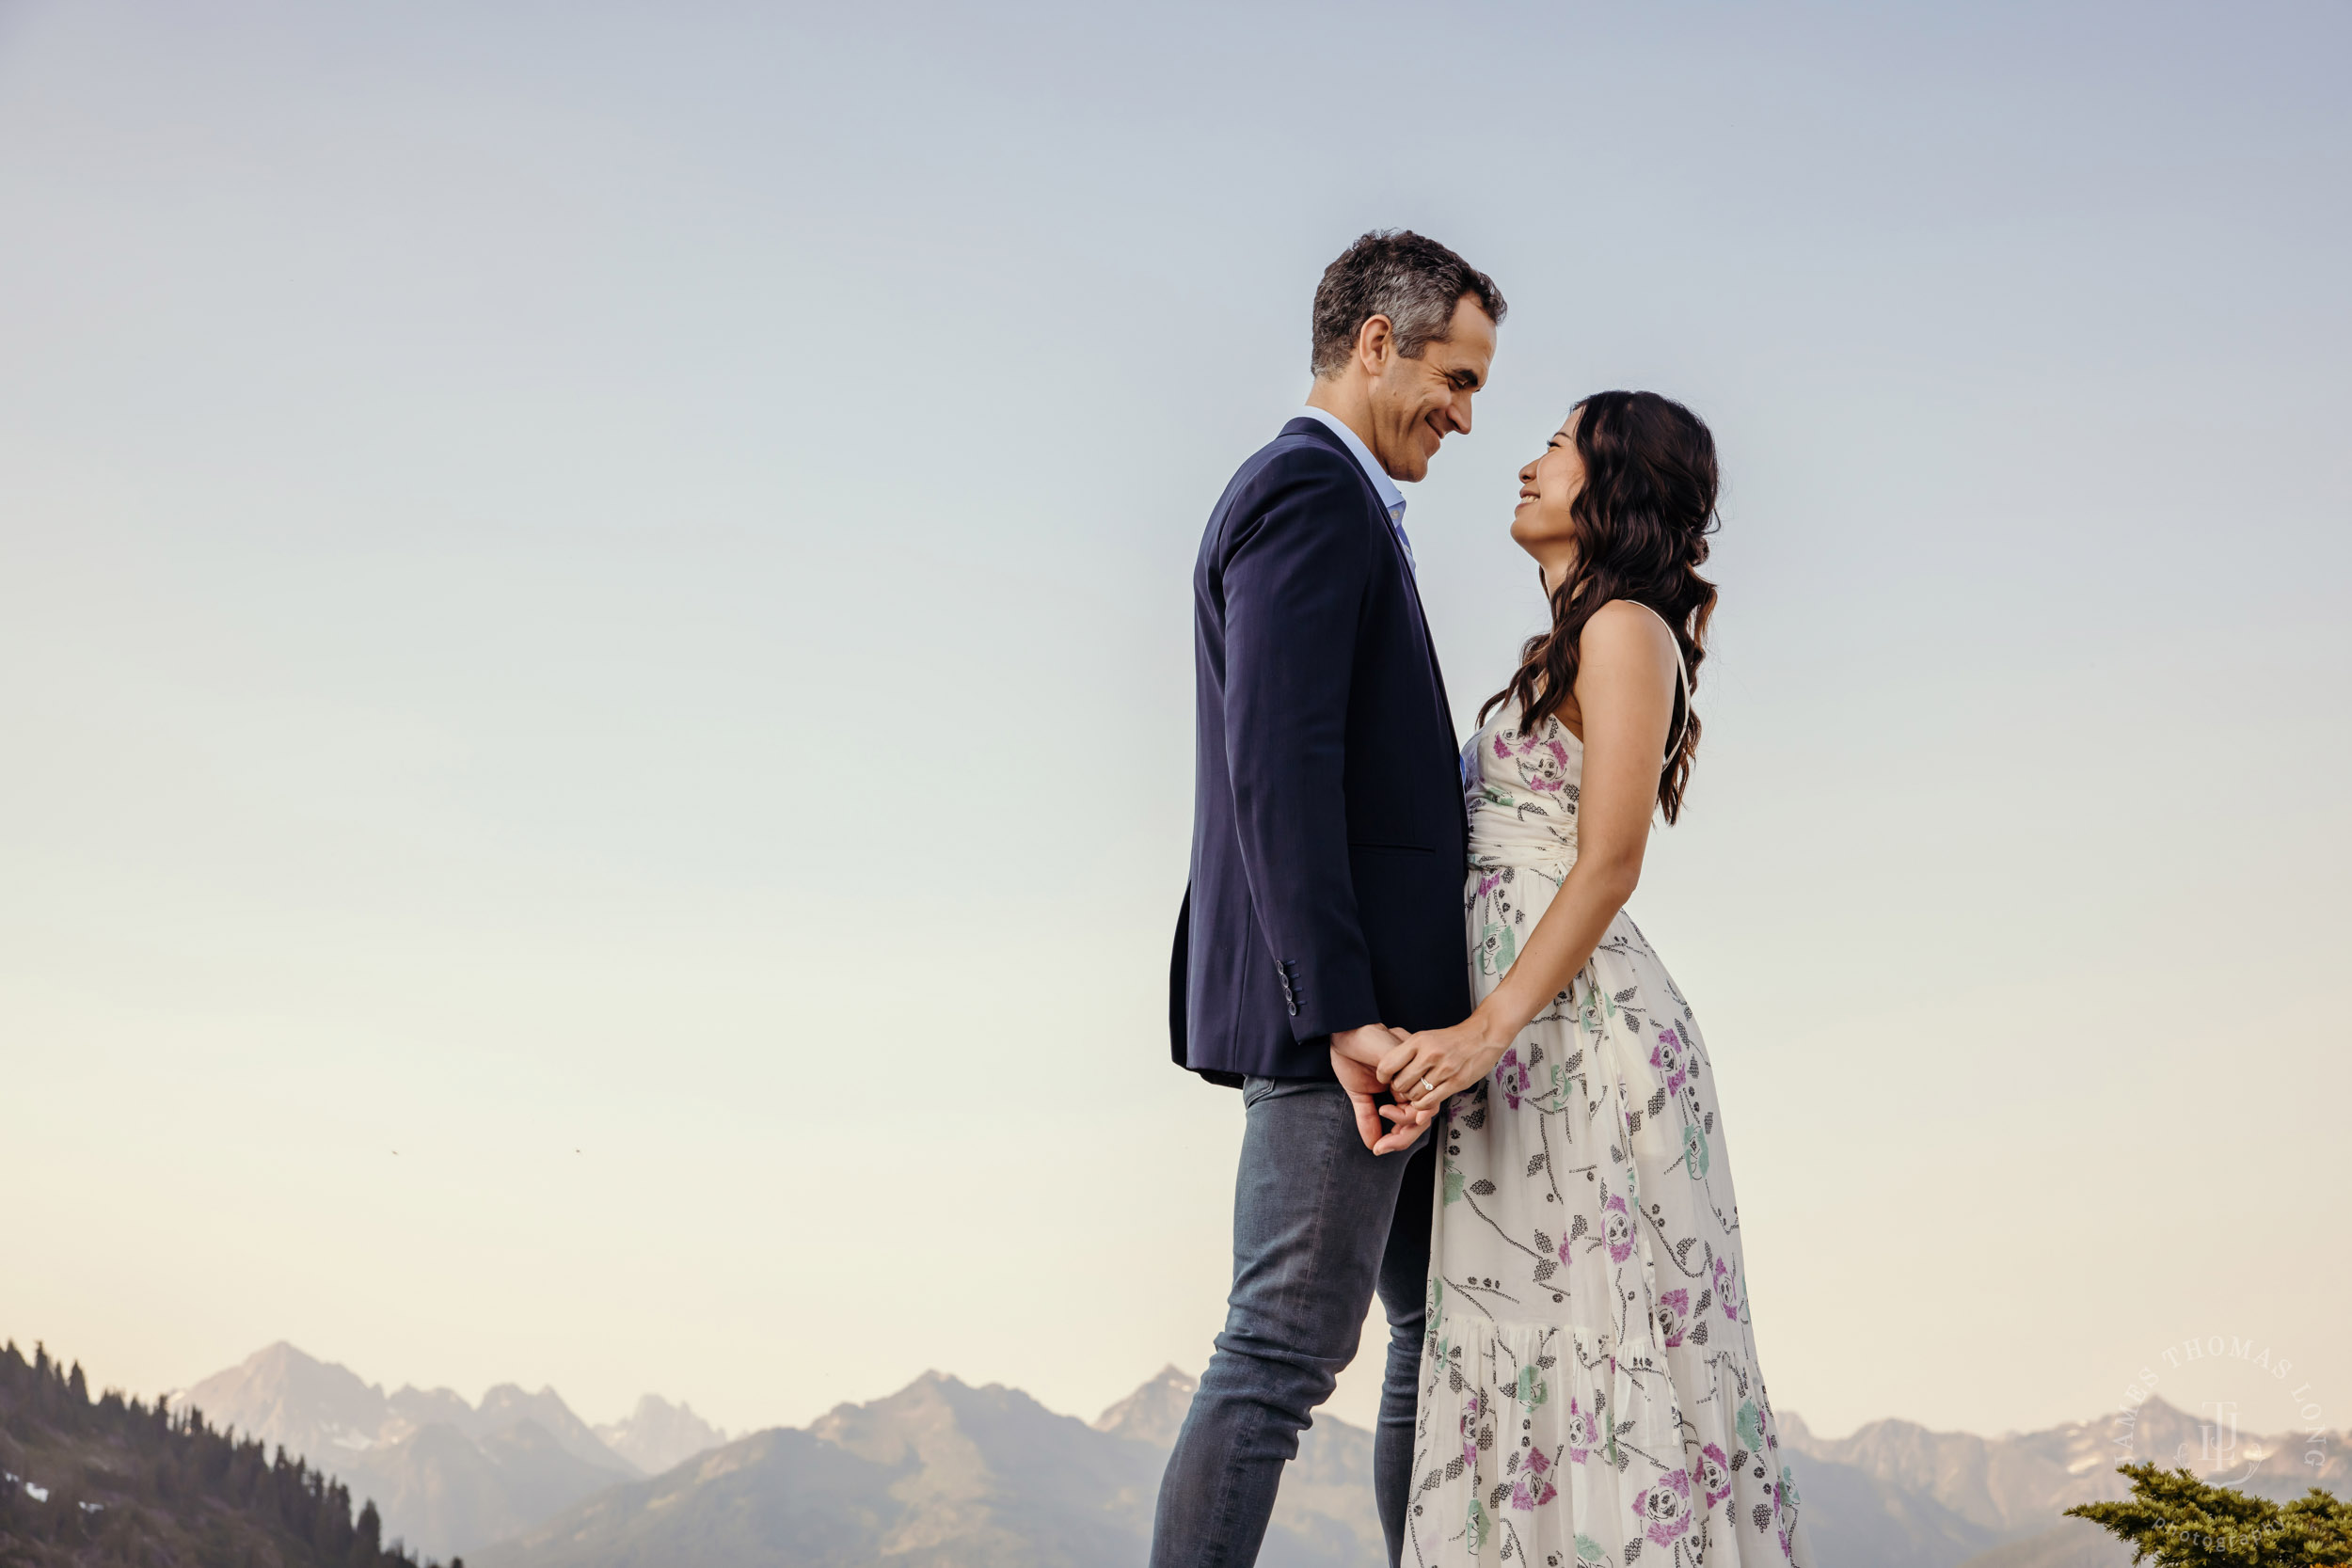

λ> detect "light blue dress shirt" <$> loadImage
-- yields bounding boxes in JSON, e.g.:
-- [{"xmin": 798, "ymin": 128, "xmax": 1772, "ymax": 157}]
[{"xmin": 1297, "ymin": 405, "xmax": 1414, "ymax": 576}]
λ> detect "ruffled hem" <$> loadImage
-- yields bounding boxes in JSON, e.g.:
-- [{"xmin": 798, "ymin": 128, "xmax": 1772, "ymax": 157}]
[{"xmin": 1406, "ymin": 1316, "xmax": 1811, "ymax": 1567}]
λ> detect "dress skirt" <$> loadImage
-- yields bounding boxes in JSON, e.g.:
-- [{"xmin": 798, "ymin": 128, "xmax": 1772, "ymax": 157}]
[{"xmin": 1406, "ymin": 859, "xmax": 1815, "ymax": 1567}]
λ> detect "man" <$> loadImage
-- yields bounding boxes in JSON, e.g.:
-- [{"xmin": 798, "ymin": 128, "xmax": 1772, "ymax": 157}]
[{"xmin": 1157, "ymin": 230, "xmax": 1505, "ymax": 1567}]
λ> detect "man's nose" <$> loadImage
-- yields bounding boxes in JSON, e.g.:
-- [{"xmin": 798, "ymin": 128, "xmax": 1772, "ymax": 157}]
[{"xmin": 1450, "ymin": 393, "xmax": 1474, "ymax": 435}]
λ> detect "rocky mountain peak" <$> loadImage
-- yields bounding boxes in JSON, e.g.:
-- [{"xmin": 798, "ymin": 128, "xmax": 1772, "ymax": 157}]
[
  {"xmin": 1094, "ymin": 1363, "xmax": 1199, "ymax": 1446},
  {"xmin": 592, "ymin": 1392, "xmax": 729, "ymax": 1477},
  {"xmin": 170, "ymin": 1340, "xmax": 389, "ymax": 1453}
]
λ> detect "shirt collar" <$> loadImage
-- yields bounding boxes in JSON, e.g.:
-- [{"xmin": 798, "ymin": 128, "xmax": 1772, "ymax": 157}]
[{"xmin": 1297, "ymin": 406, "xmax": 1406, "ymax": 521}]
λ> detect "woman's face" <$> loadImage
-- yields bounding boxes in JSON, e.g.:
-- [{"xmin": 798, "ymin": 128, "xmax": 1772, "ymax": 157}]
[{"xmin": 1512, "ymin": 409, "xmax": 1585, "ymax": 588}]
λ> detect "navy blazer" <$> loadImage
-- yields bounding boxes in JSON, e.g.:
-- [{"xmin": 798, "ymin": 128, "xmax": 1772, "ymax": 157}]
[{"xmin": 1170, "ymin": 417, "xmax": 1472, "ymax": 1085}]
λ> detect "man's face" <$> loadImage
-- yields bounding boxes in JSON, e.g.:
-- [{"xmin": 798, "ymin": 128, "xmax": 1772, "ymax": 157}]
[{"xmin": 1368, "ymin": 294, "xmax": 1497, "ymax": 482}]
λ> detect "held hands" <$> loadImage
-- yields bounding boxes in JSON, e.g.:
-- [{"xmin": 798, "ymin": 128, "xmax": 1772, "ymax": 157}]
[
  {"xmin": 1330, "ymin": 1018, "xmax": 1514, "ymax": 1157},
  {"xmin": 1375, "ymin": 1009, "xmax": 1517, "ymax": 1139}
]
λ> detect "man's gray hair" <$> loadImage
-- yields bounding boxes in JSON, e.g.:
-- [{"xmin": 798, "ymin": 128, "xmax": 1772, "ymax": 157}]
[{"xmin": 1311, "ymin": 230, "xmax": 1507, "ymax": 379}]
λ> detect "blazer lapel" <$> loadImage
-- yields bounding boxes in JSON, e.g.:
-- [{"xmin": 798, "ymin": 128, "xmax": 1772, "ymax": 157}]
[{"xmin": 1283, "ymin": 416, "xmax": 1460, "ymax": 752}]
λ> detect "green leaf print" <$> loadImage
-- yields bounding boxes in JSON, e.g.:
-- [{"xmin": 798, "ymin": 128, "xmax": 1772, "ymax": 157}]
[
  {"xmin": 1467, "ymin": 1496, "xmax": 1489, "ymax": 1553},
  {"xmin": 1738, "ymin": 1398, "xmax": 1763, "ymax": 1453},
  {"xmin": 1516, "ymin": 1365, "xmax": 1549, "ymax": 1409},
  {"xmin": 1574, "ymin": 1533, "xmax": 1607, "ymax": 1566},
  {"xmin": 1683, "ymin": 1121, "xmax": 1710, "ymax": 1177},
  {"xmin": 1480, "ymin": 921, "xmax": 1518, "ymax": 975},
  {"xmin": 1443, "ymin": 1164, "xmax": 1466, "ymax": 1205}
]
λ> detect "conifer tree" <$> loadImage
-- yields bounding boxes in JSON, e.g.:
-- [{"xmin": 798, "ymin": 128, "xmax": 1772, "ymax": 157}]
[
  {"xmin": 2066, "ymin": 1461, "xmax": 2352, "ymax": 1566},
  {"xmin": 356, "ymin": 1497, "xmax": 384, "ymax": 1562}
]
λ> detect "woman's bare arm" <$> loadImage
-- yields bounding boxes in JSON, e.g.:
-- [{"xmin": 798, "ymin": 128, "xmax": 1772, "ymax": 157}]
[{"xmin": 1369, "ymin": 600, "xmax": 1680, "ymax": 1150}]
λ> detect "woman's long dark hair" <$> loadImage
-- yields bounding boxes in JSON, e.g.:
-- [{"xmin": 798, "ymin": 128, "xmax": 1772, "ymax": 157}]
[{"xmin": 1478, "ymin": 390, "xmax": 1721, "ymax": 823}]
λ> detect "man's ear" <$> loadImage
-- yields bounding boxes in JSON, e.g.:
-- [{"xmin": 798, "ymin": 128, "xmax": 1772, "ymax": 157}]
[{"xmin": 1356, "ymin": 313, "xmax": 1394, "ymax": 375}]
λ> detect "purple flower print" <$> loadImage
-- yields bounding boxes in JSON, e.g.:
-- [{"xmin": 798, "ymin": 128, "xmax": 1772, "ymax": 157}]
[
  {"xmin": 1633, "ymin": 1466, "xmax": 1692, "ymax": 1545},
  {"xmin": 1650, "ymin": 1027, "xmax": 1687, "ymax": 1092},
  {"xmin": 1459, "ymin": 1392, "xmax": 1482, "ymax": 1469},
  {"xmin": 1518, "ymin": 738, "xmax": 1570, "ymax": 794},
  {"xmin": 1476, "ymin": 871, "xmax": 1502, "ymax": 898},
  {"xmin": 1563, "ymin": 1397, "xmax": 1594, "ymax": 1465},
  {"xmin": 1509, "ymin": 1447, "xmax": 1560, "ymax": 1512},
  {"xmin": 1714, "ymin": 1256, "xmax": 1741, "ymax": 1323},
  {"xmin": 1655, "ymin": 1289, "xmax": 1690, "ymax": 1348},
  {"xmin": 1698, "ymin": 1442, "xmax": 1733, "ymax": 1509},
  {"xmin": 1602, "ymin": 1194, "xmax": 1634, "ymax": 1263},
  {"xmin": 1494, "ymin": 1047, "xmax": 1531, "ymax": 1110}
]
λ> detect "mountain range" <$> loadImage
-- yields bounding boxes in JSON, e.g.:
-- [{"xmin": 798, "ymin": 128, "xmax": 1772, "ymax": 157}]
[
  {"xmin": 161, "ymin": 1344, "xmax": 2352, "ymax": 1567},
  {"xmin": 1779, "ymin": 1396, "xmax": 2352, "ymax": 1568},
  {"xmin": 470, "ymin": 1365, "xmax": 2350, "ymax": 1568},
  {"xmin": 474, "ymin": 1366, "xmax": 1380, "ymax": 1568},
  {"xmin": 169, "ymin": 1343, "xmax": 728, "ymax": 1560}
]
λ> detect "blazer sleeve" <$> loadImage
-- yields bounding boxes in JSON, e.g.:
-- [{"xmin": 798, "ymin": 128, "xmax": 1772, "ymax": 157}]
[{"xmin": 1218, "ymin": 449, "xmax": 1382, "ymax": 1041}]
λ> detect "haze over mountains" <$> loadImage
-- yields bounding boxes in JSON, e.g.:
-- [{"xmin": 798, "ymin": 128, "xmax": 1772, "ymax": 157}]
[
  {"xmin": 168, "ymin": 1343, "xmax": 728, "ymax": 1560},
  {"xmin": 476, "ymin": 1366, "xmax": 1383, "ymax": 1568},
  {"xmin": 1778, "ymin": 1396, "xmax": 2351, "ymax": 1568},
  {"xmin": 154, "ymin": 1344, "xmax": 2352, "ymax": 1567}
]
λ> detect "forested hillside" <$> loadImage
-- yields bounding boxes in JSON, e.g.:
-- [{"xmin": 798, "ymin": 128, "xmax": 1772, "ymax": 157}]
[{"xmin": 0, "ymin": 1339, "xmax": 459, "ymax": 1568}]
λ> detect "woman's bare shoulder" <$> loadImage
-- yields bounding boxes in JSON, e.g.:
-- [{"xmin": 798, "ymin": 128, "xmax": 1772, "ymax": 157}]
[{"xmin": 1580, "ymin": 599, "xmax": 1679, "ymax": 666}]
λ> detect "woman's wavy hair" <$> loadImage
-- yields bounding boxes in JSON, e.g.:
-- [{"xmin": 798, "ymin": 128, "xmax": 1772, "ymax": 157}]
[{"xmin": 1478, "ymin": 389, "xmax": 1722, "ymax": 823}]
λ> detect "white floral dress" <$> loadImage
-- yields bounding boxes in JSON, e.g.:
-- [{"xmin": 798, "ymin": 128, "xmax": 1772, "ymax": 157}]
[{"xmin": 1406, "ymin": 702, "xmax": 1814, "ymax": 1568}]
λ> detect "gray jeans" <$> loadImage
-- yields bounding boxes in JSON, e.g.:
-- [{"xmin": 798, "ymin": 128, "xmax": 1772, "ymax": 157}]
[{"xmin": 1150, "ymin": 1074, "xmax": 1436, "ymax": 1568}]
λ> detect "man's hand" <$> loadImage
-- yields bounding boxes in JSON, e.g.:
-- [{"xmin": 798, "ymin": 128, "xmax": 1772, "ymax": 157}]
[
  {"xmin": 1371, "ymin": 1095, "xmax": 1436, "ymax": 1156},
  {"xmin": 1330, "ymin": 1025, "xmax": 1406, "ymax": 1152}
]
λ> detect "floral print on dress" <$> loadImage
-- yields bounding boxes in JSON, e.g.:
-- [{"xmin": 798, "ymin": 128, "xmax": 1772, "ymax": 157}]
[{"xmin": 1408, "ymin": 704, "xmax": 1813, "ymax": 1566}]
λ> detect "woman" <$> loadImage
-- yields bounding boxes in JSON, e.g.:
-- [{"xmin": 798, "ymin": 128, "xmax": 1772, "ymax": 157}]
[{"xmin": 1366, "ymin": 392, "xmax": 1813, "ymax": 1566}]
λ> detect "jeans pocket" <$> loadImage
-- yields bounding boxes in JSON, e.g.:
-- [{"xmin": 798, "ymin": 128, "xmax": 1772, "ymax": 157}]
[{"xmin": 1241, "ymin": 1075, "xmax": 1278, "ymax": 1108}]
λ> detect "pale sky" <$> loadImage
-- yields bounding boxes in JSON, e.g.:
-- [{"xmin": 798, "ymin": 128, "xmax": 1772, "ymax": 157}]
[{"xmin": 3, "ymin": 0, "xmax": 2347, "ymax": 1448}]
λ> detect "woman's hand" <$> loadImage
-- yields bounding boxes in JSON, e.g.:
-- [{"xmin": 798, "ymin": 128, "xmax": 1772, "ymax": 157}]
[{"xmin": 1376, "ymin": 1009, "xmax": 1518, "ymax": 1118}]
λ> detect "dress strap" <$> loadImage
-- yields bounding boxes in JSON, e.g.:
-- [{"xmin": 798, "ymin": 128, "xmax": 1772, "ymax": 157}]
[{"xmin": 1624, "ymin": 600, "xmax": 1691, "ymax": 768}]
